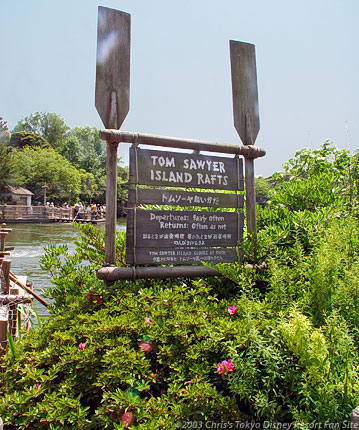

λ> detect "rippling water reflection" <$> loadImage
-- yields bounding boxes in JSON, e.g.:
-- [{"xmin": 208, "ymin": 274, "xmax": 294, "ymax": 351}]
[{"xmin": 5, "ymin": 221, "xmax": 126, "ymax": 318}]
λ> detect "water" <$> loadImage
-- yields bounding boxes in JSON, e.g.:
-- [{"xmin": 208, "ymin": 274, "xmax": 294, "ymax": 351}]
[{"xmin": 5, "ymin": 221, "xmax": 126, "ymax": 318}]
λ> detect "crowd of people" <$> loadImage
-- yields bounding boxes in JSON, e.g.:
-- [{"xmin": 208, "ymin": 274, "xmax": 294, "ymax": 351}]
[
  {"xmin": 73, "ymin": 203, "xmax": 106, "ymax": 220},
  {"xmin": 37, "ymin": 201, "xmax": 106, "ymax": 220}
]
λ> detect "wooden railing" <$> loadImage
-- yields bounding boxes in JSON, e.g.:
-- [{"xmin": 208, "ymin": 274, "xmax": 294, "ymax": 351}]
[
  {"xmin": 0, "ymin": 205, "xmax": 72, "ymax": 221},
  {"xmin": 0, "ymin": 205, "xmax": 106, "ymax": 224}
]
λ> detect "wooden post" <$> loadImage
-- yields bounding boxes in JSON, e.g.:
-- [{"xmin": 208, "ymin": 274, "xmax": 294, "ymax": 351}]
[
  {"xmin": 0, "ymin": 318, "xmax": 7, "ymax": 356},
  {"xmin": 95, "ymin": 7, "xmax": 131, "ymax": 266},
  {"xmin": 9, "ymin": 273, "xmax": 50, "ymax": 308},
  {"xmin": 105, "ymin": 140, "xmax": 119, "ymax": 265},
  {"xmin": 105, "ymin": 89, "xmax": 119, "ymax": 266},
  {"xmin": 244, "ymin": 113, "xmax": 257, "ymax": 248},
  {"xmin": 230, "ymin": 41, "xmax": 261, "ymax": 257},
  {"xmin": 1, "ymin": 259, "xmax": 11, "ymax": 294},
  {"xmin": 42, "ymin": 183, "xmax": 48, "ymax": 206},
  {"xmin": 8, "ymin": 303, "xmax": 17, "ymax": 339},
  {"xmin": 245, "ymin": 158, "xmax": 256, "ymax": 243}
]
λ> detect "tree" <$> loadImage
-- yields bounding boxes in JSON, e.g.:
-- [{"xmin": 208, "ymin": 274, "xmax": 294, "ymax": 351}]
[
  {"xmin": 59, "ymin": 135, "xmax": 81, "ymax": 166},
  {"xmin": 9, "ymin": 131, "xmax": 48, "ymax": 149},
  {"xmin": 0, "ymin": 117, "xmax": 8, "ymax": 131},
  {"xmin": 13, "ymin": 112, "xmax": 69, "ymax": 150},
  {"xmin": 0, "ymin": 116, "xmax": 9, "ymax": 144},
  {"xmin": 64, "ymin": 126, "xmax": 106, "ymax": 172},
  {"xmin": 0, "ymin": 117, "xmax": 11, "ymax": 194},
  {"xmin": 0, "ymin": 142, "xmax": 11, "ymax": 194},
  {"xmin": 11, "ymin": 146, "xmax": 94, "ymax": 204}
]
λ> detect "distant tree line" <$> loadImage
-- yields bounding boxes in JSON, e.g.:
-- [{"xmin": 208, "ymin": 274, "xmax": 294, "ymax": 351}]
[{"xmin": 0, "ymin": 112, "xmax": 128, "ymax": 209}]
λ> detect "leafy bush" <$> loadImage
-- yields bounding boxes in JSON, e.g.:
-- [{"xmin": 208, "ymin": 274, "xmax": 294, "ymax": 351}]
[
  {"xmin": 0, "ymin": 276, "xmax": 245, "ymax": 428},
  {"xmin": 257, "ymin": 141, "xmax": 356, "ymax": 251},
  {"xmin": 2, "ymin": 143, "xmax": 359, "ymax": 428}
]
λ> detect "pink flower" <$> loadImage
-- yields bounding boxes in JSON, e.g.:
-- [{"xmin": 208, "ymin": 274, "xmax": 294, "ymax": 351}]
[
  {"xmin": 228, "ymin": 305, "xmax": 236, "ymax": 315},
  {"xmin": 35, "ymin": 383, "xmax": 40, "ymax": 389},
  {"xmin": 185, "ymin": 380, "xmax": 193, "ymax": 385},
  {"xmin": 145, "ymin": 317, "xmax": 153, "ymax": 325},
  {"xmin": 40, "ymin": 421, "xmax": 49, "ymax": 424},
  {"xmin": 140, "ymin": 341, "xmax": 153, "ymax": 353},
  {"xmin": 78, "ymin": 343, "xmax": 85, "ymax": 351},
  {"xmin": 122, "ymin": 411, "xmax": 133, "ymax": 426},
  {"xmin": 87, "ymin": 293, "xmax": 92, "ymax": 300},
  {"xmin": 182, "ymin": 390, "xmax": 187, "ymax": 395},
  {"xmin": 216, "ymin": 359, "xmax": 235, "ymax": 375},
  {"xmin": 95, "ymin": 296, "xmax": 102, "ymax": 305}
]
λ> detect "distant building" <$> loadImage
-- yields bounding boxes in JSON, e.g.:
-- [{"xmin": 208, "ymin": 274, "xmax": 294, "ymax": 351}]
[{"xmin": 1, "ymin": 186, "xmax": 33, "ymax": 206}]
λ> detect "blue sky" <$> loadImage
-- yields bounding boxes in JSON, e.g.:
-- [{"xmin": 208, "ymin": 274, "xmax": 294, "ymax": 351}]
[{"xmin": 1, "ymin": 0, "xmax": 358, "ymax": 176}]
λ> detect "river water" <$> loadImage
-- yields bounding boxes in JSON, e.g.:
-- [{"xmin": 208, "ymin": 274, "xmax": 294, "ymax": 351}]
[{"xmin": 5, "ymin": 221, "xmax": 126, "ymax": 318}]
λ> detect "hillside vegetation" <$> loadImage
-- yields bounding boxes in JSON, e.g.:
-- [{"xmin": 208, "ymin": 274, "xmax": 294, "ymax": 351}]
[
  {"xmin": 0, "ymin": 112, "xmax": 128, "ymax": 205},
  {"xmin": 1, "ymin": 142, "xmax": 359, "ymax": 428}
]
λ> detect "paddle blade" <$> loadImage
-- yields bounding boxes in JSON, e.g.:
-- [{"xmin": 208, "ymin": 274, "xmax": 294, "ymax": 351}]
[
  {"xmin": 95, "ymin": 6, "xmax": 131, "ymax": 129},
  {"xmin": 230, "ymin": 40, "xmax": 260, "ymax": 145}
]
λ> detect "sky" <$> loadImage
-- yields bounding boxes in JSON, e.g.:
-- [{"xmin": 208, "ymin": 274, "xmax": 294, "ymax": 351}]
[{"xmin": 1, "ymin": 0, "xmax": 358, "ymax": 177}]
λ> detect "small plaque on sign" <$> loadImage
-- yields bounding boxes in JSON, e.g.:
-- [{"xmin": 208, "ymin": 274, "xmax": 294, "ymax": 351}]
[
  {"xmin": 126, "ymin": 247, "xmax": 238, "ymax": 265},
  {"xmin": 128, "ymin": 189, "xmax": 244, "ymax": 208}
]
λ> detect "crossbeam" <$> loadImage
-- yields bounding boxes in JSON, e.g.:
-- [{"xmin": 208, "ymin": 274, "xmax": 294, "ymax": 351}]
[
  {"xmin": 96, "ymin": 265, "xmax": 219, "ymax": 281},
  {"xmin": 100, "ymin": 130, "xmax": 266, "ymax": 159}
]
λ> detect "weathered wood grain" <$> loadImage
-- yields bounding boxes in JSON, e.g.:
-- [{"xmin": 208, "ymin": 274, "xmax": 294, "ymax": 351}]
[
  {"xmin": 105, "ymin": 142, "xmax": 118, "ymax": 265},
  {"xmin": 101, "ymin": 131, "xmax": 265, "ymax": 158},
  {"xmin": 95, "ymin": 6, "xmax": 131, "ymax": 129},
  {"xmin": 0, "ymin": 318, "xmax": 7, "ymax": 347},
  {"xmin": 96, "ymin": 265, "xmax": 220, "ymax": 281},
  {"xmin": 95, "ymin": 7, "xmax": 130, "ymax": 266},
  {"xmin": 230, "ymin": 40, "xmax": 260, "ymax": 145},
  {"xmin": 245, "ymin": 158, "xmax": 257, "ymax": 241}
]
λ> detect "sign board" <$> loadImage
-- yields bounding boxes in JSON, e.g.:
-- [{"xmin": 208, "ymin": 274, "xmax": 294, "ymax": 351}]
[
  {"xmin": 126, "ymin": 209, "xmax": 243, "ymax": 248},
  {"xmin": 128, "ymin": 189, "xmax": 244, "ymax": 208},
  {"xmin": 126, "ymin": 247, "xmax": 238, "ymax": 265},
  {"xmin": 126, "ymin": 207, "xmax": 243, "ymax": 265},
  {"xmin": 126, "ymin": 147, "xmax": 244, "ymax": 265},
  {"xmin": 129, "ymin": 148, "xmax": 244, "ymax": 191}
]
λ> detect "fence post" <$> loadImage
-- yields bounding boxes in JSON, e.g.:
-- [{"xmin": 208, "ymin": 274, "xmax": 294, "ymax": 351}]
[
  {"xmin": 0, "ymin": 319, "xmax": 7, "ymax": 356},
  {"xmin": 1, "ymin": 260, "xmax": 11, "ymax": 295},
  {"xmin": 352, "ymin": 407, "xmax": 359, "ymax": 427}
]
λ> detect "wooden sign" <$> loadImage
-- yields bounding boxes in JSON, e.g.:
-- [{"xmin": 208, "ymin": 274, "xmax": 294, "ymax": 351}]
[
  {"xmin": 91, "ymin": 7, "xmax": 265, "ymax": 280},
  {"xmin": 230, "ymin": 40, "xmax": 260, "ymax": 145},
  {"xmin": 126, "ymin": 146, "xmax": 244, "ymax": 265},
  {"xmin": 126, "ymin": 209, "xmax": 243, "ymax": 264},
  {"xmin": 128, "ymin": 189, "xmax": 244, "ymax": 208},
  {"xmin": 126, "ymin": 209, "xmax": 242, "ymax": 248},
  {"xmin": 95, "ymin": 6, "xmax": 131, "ymax": 129},
  {"xmin": 129, "ymin": 148, "xmax": 243, "ymax": 191},
  {"xmin": 126, "ymin": 247, "xmax": 238, "ymax": 265}
]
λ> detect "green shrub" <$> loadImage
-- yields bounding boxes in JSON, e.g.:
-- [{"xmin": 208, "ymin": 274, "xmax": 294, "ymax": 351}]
[
  {"xmin": 3, "ymin": 142, "xmax": 359, "ymax": 427},
  {"xmin": 0, "ymin": 278, "xmax": 246, "ymax": 429}
]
